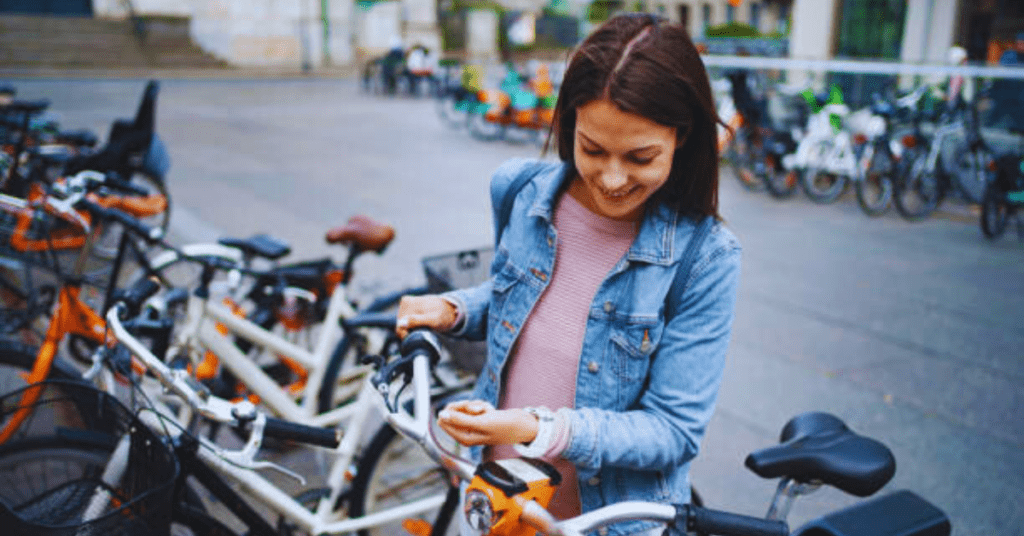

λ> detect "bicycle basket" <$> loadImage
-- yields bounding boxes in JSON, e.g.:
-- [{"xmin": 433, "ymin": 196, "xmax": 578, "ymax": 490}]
[
  {"xmin": 421, "ymin": 247, "xmax": 494, "ymax": 374},
  {"xmin": 0, "ymin": 380, "xmax": 178, "ymax": 536}
]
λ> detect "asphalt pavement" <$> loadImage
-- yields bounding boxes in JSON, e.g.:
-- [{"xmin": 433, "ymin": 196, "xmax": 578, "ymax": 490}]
[{"xmin": 5, "ymin": 76, "xmax": 1023, "ymax": 535}]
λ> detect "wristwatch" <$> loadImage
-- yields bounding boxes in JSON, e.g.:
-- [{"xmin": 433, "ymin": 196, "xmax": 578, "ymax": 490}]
[{"xmin": 514, "ymin": 406, "xmax": 556, "ymax": 458}]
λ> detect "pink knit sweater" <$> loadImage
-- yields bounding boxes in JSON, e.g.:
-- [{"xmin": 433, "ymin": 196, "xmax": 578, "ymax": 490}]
[{"xmin": 492, "ymin": 191, "xmax": 637, "ymax": 520}]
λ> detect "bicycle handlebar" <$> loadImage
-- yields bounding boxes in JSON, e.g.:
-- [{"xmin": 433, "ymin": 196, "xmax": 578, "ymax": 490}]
[
  {"xmin": 372, "ymin": 329, "xmax": 790, "ymax": 536},
  {"xmin": 104, "ymin": 302, "xmax": 340, "ymax": 450}
]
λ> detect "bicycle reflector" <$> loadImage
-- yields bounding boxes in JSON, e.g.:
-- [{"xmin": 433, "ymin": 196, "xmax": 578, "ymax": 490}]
[{"xmin": 464, "ymin": 458, "xmax": 561, "ymax": 536}]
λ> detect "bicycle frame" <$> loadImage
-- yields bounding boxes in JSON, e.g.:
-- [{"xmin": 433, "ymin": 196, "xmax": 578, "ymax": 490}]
[
  {"xmin": 107, "ymin": 307, "xmax": 452, "ymax": 535},
  {"xmin": 173, "ymin": 278, "xmax": 386, "ymax": 428}
]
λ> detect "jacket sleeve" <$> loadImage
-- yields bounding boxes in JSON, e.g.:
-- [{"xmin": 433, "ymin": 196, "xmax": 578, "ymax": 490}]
[
  {"xmin": 561, "ymin": 241, "xmax": 742, "ymax": 478},
  {"xmin": 440, "ymin": 157, "xmax": 539, "ymax": 341}
]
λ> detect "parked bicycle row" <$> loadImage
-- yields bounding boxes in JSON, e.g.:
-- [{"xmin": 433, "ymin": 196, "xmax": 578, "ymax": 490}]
[
  {"xmin": 715, "ymin": 69, "xmax": 1024, "ymax": 241},
  {"xmin": 0, "ymin": 76, "xmax": 951, "ymax": 535}
]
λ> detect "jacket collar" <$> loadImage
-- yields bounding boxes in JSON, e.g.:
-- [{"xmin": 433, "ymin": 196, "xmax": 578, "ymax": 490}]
[{"xmin": 529, "ymin": 162, "xmax": 680, "ymax": 266}]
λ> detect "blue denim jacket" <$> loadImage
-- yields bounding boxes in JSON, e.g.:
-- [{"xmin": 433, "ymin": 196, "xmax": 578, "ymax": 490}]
[{"xmin": 445, "ymin": 158, "xmax": 741, "ymax": 535}]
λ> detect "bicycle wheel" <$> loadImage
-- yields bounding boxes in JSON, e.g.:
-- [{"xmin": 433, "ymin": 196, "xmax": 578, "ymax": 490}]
[
  {"xmin": 980, "ymin": 180, "xmax": 1010, "ymax": 239},
  {"xmin": 725, "ymin": 127, "xmax": 766, "ymax": 192},
  {"xmin": 436, "ymin": 93, "xmax": 469, "ymax": 129},
  {"xmin": 348, "ymin": 424, "xmax": 459, "ymax": 536},
  {"xmin": 92, "ymin": 170, "xmax": 172, "ymax": 260},
  {"xmin": 0, "ymin": 337, "xmax": 81, "ymax": 397},
  {"xmin": 800, "ymin": 167, "xmax": 849, "ymax": 204},
  {"xmin": 854, "ymin": 148, "xmax": 895, "ymax": 216},
  {"xmin": 954, "ymin": 146, "xmax": 995, "ymax": 205},
  {"xmin": 468, "ymin": 112, "xmax": 505, "ymax": 142},
  {"xmin": 894, "ymin": 157, "xmax": 946, "ymax": 221},
  {"xmin": 762, "ymin": 152, "xmax": 799, "ymax": 199}
]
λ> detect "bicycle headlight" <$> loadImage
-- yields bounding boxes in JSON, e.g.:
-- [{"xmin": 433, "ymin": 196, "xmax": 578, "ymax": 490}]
[{"xmin": 464, "ymin": 489, "xmax": 496, "ymax": 534}]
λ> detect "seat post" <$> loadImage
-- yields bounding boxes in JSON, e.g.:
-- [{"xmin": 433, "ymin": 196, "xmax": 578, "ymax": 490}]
[{"xmin": 766, "ymin": 477, "xmax": 821, "ymax": 522}]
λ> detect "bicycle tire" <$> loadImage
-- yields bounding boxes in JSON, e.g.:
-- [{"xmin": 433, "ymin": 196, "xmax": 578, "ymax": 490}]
[
  {"xmin": 854, "ymin": 148, "xmax": 895, "ymax": 216},
  {"xmin": 347, "ymin": 423, "xmax": 459, "ymax": 536},
  {"xmin": 436, "ymin": 94, "xmax": 469, "ymax": 129},
  {"xmin": 761, "ymin": 153, "xmax": 799, "ymax": 199},
  {"xmin": 894, "ymin": 158, "xmax": 947, "ymax": 221},
  {"xmin": 468, "ymin": 111, "xmax": 505, "ymax": 142},
  {"xmin": 725, "ymin": 127, "xmax": 767, "ymax": 193},
  {"xmin": 800, "ymin": 167, "xmax": 849, "ymax": 204},
  {"xmin": 980, "ymin": 180, "xmax": 1010, "ymax": 239},
  {"xmin": 0, "ymin": 337, "xmax": 82, "ymax": 396},
  {"xmin": 954, "ymin": 146, "xmax": 994, "ymax": 205}
]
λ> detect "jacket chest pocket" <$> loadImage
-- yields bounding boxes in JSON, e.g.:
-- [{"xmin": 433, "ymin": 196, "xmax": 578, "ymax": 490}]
[
  {"xmin": 609, "ymin": 320, "xmax": 662, "ymax": 392},
  {"xmin": 489, "ymin": 258, "xmax": 525, "ymax": 349}
]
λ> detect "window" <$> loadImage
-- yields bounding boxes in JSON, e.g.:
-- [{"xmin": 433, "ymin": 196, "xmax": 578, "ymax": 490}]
[
  {"xmin": 726, "ymin": 3, "xmax": 735, "ymax": 23},
  {"xmin": 678, "ymin": 4, "xmax": 689, "ymax": 29},
  {"xmin": 777, "ymin": 3, "xmax": 789, "ymax": 34},
  {"xmin": 701, "ymin": 3, "xmax": 711, "ymax": 34},
  {"xmin": 750, "ymin": 2, "xmax": 761, "ymax": 32}
]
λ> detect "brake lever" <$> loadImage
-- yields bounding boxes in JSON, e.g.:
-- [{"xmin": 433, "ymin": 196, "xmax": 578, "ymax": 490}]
[{"xmin": 209, "ymin": 405, "xmax": 307, "ymax": 485}]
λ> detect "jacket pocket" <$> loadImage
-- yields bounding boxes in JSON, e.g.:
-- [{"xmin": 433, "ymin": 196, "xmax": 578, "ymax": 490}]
[{"xmin": 609, "ymin": 321, "xmax": 662, "ymax": 408}]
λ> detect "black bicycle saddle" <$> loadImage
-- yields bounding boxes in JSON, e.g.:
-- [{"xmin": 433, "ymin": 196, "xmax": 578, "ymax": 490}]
[
  {"xmin": 744, "ymin": 412, "xmax": 896, "ymax": 497},
  {"xmin": 219, "ymin": 233, "xmax": 292, "ymax": 261}
]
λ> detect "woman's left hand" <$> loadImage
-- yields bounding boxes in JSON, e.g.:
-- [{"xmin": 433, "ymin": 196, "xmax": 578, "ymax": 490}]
[{"xmin": 437, "ymin": 400, "xmax": 539, "ymax": 447}]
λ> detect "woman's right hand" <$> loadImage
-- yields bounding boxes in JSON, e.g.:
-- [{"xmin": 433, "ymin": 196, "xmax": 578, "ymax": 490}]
[{"xmin": 395, "ymin": 295, "xmax": 459, "ymax": 339}]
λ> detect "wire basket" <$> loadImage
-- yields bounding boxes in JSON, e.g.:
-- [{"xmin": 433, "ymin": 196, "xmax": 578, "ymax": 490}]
[
  {"xmin": 0, "ymin": 380, "xmax": 178, "ymax": 536},
  {"xmin": 421, "ymin": 247, "xmax": 494, "ymax": 374}
]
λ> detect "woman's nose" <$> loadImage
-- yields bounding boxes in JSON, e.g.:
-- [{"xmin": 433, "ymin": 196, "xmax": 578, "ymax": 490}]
[{"xmin": 599, "ymin": 162, "xmax": 628, "ymax": 191}]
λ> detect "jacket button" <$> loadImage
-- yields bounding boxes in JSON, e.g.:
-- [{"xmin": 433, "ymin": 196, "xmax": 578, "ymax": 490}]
[
  {"xmin": 603, "ymin": 301, "xmax": 614, "ymax": 313},
  {"xmin": 547, "ymin": 236, "xmax": 554, "ymax": 247},
  {"xmin": 587, "ymin": 361, "xmax": 599, "ymax": 373},
  {"xmin": 588, "ymin": 476, "xmax": 600, "ymax": 486},
  {"xmin": 598, "ymin": 528, "xmax": 608, "ymax": 536}
]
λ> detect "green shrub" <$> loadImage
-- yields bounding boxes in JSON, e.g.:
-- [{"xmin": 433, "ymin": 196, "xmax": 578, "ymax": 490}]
[{"xmin": 705, "ymin": 21, "xmax": 759, "ymax": 38}]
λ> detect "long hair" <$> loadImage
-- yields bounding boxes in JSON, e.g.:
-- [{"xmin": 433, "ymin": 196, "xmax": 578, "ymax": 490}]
[{"xmin": 547, "ymin": 13, "xmax": 722, "ymax": 220}]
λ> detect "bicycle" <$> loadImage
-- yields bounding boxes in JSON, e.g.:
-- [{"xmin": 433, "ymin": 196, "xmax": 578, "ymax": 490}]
[
  {"xmin": 370, "ymin": 328, "xmax": 952, "ymax": 536},
  {"xmin": 82, "ymin": 286, "xmax": 470, "ymax": 536},
  {"xmin": 980, "ymin": 151, "xmax": 1024, "ymax": 240},
  {"xmin": 894, "ymin": 89, "xmax": 996, "ymax": 220}
]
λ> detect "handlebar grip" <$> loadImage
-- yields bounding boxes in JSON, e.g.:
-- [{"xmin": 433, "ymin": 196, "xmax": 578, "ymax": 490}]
[
  {"xmin": 263, "ymin": 418, "xmax": 341, "ymax": 449},
  {"xmin": 78, "ymin": 198, "xmax": 161, "ymax": 242},
  {"xmin": 102, "ymin": 172, "xmax": 150, "ymax": 196},
  {"xmin": 682, "ymin": 505, "xmax": 788, "ymax": 536},
  {"xmin": 115, "ymin": 277, "xmax": 161, "ymax": 317},
  {"xmin": 399, "ymin": 330, "xmax": 443, "ymax": 366}
]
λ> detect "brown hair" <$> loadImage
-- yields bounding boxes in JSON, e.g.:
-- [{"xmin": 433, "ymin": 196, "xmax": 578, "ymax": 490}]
[{"xmin": 547, "ymin": 13, "xmax": 722, "ymax": 220}]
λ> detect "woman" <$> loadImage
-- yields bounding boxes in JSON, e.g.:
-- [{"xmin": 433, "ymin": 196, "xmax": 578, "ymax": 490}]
[{"xmin": 397, "ymin": 13, "xmax": 741, "ymax": 535}]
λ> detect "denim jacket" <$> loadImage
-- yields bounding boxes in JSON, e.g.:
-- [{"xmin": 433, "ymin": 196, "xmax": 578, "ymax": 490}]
[{"xmin": 445, "ymin": 158, "xmax": 742, "ymax": 535}]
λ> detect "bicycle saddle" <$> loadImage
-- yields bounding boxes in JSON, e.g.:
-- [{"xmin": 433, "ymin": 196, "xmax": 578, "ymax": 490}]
[
  {"xmin": 54, "ymin": 129, "xmax": 99, "ymax": 148},
  {"xmin": 744, "ymin": 412, "xmax": 895, "ymax": 497},
  {"xmin": 325, "ymin": 215, "xmax": 395, "ymax": 253},
  {"xmin": 1, "ymin": 98, "xmax": 50, "ymax": 115},
  {"xmin": 219, "ymin": 233, "xmax": 292, "ymax": 260}
]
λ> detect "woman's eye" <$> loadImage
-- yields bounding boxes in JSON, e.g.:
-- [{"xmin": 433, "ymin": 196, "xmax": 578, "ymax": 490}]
[
  {"xmin": 582, "ymin": 147, "xmax": 603, "ymax": 156},
  {"xmin": 629, "ymin": 156, "xmax": 654, "ymax": 165}
]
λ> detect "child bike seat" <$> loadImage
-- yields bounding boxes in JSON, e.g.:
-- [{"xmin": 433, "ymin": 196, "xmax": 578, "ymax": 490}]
[
  {"xmin": 219, "ymin": 233, "xmax": 292, "ymax": 260},
  {"xmin": 744, "ymin": 412, "xmax": 896, "ymax": 497},
  {"xmin": 325, "ymin": 215, "xmax": 395, "ymax": 253}
]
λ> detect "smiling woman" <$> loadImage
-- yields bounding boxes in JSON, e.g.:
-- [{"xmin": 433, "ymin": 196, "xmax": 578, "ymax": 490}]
[{"xmin": 396, "ymin": 13, "xmax": 741, "ymax": 536}]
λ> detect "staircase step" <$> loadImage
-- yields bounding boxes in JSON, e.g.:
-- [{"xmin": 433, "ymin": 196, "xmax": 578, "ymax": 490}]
[{"xmin": 0, "ymin": 14, "xmax": 228, "ymax": 70}]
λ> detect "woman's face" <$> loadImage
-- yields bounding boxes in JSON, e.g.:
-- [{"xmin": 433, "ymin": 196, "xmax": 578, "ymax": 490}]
[{"xmin": 571, "ymin": 98, "xmax": 678, "ymax": 221}]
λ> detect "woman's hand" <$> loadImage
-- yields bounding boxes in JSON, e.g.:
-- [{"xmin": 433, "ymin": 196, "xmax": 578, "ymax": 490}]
[
  {"xmin": 437, "ymin": 400, "xmax": 539, "ymax": 447},
  {"xmin": 395, "ymin": 295, "xmax": 458, "ymax": 339}
]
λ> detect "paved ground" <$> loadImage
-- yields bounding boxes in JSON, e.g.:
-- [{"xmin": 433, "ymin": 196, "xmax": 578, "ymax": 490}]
[{"xmin": 6, "ymin": 77, "xmax": 1023, "ymax": 535}]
